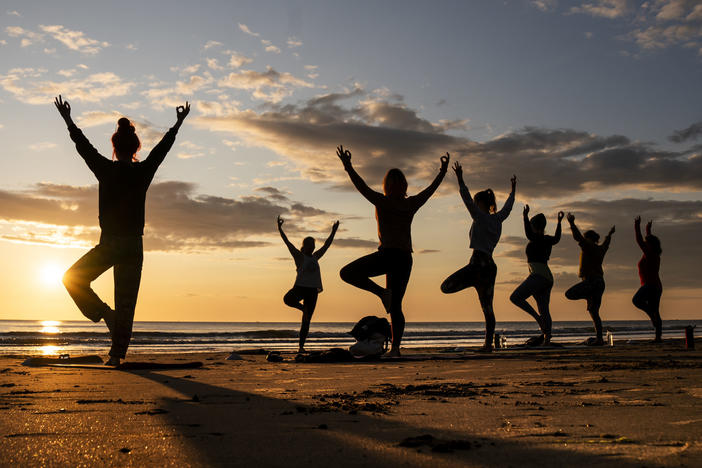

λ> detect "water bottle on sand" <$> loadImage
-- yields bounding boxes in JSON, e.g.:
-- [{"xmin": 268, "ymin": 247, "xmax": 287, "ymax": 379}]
[{"xmin": 606, "ymin": 331, "xmax": 614, "ymax": 347}]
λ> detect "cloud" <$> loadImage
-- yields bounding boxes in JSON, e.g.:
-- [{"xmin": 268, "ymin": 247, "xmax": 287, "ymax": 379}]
[
  {"xmin": 195, "ymin": 86, "xmax": 702, "ymax": 195},
  {"xmin": 531, "ymin": 0, "xmax": 558, "ymax": 12},
  {"xmin": 206, "ymin": 58, "xmax": 223, "ymax": 70},
  {"xmin": 0, "ymin": 182, "xmax": 345, "ymax": 252},
  {"xmin": 203, "ymin": 40, "xmax": 222, "ymax": 49},
  {"xmin": 536, "ymin": 0, "xmax": 702, "ymax": 54},
  {"xmin": 225, "ymin": 50, "xmax": 253, "ymax": 68},
  {"xmin": 669, "ymin": 121, "xmax": 702, "ymax": 143},
  {"xmin": 0, "ymin": 69, "xmax": 133, "ymax": 104},
  {"xmin": 217, "ymin": 66, "xmax": 314, "ymax": 103},
  {"xmin": 28, "ymin": 142, "xmax": 57, "ymax": 151},
  {"xmin": 569, "ymin": 0, "xmax": 631, "ymax": 19},
  {"xmin": 38, "ymin": 24, "xmax": 109, "ymax": 54},
  {"xmin": 264, "ymin": 44, "xmax": 281, "ymax": 54},
  {"xmin": 142, "ymin": 73, "xmax": 212, "ymax": 109},
  {"xmin": 7, "ymin": 10, "xmax": 21, "ymax": 17},
  {"xmin": 287, "ymin": 37, "xmax": 303, "ymax": 48},
  {"xmin": 5, "ymin": 26, "xmax": 41, "ymax": 46},
  {"xmin": 254, "ymin": 186, "xmax": 289, "ymax": 201},
  {"xmin": 238, "ymin": 23, "xmax": 259, "ymax": 37},
  {"xmin": 333, "ymin": 237, "xmax": 379, "ymax": 249}
]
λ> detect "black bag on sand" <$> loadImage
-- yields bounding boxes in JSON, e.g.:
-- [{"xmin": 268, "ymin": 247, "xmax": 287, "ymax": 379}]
[
  {"xmin": 349, "ymin": 316, "xmax": 392, "ymax": 357},
  {"xmin": 350, "ymin": 316, "xmax": 392, "ymax": 341}
]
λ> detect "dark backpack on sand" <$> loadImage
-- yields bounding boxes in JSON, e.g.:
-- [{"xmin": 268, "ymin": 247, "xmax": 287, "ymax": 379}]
[
  {"xmin": 349, "ymin": 316, "xmax": 392, "ymax": 356},
  {"xmin": 350, "ymin": 316, "xmax": 392, "ymax": 341}
]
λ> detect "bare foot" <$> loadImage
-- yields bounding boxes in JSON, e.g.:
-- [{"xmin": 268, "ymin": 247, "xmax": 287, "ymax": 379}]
[
  {"xmin": 385, "ymin": 348, "xmax": 401, "ymax": 358},
  {"xmin": 105, "ymin": 356, "xmax": 121, "ymax": 367}
]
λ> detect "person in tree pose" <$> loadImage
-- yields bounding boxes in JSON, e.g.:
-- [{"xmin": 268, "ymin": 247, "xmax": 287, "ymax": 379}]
[
  {"xmin": 441, "ymin": 162, "xmax": 516, "ymax": 352},
  {"xmin": 337, "ymin": 145, "xmax": 449, "ymax": 357},
  {"xmin": 633, "ymin": 216, "xmax": 663, "ymax": 342},
  {"xmin": 509, "ymin": 206, "xmax": 563, "ymax": 346},
  {"xmin": 564, "ymin": 213, "xmax": 615, "ymax": 346},
  {"xmin": 55, "ymin": 95, "xmax": 189, "ymax": 366},
  {"xmin": 278, "ymin": 215, "xmax": 339, "ymax": 352}
]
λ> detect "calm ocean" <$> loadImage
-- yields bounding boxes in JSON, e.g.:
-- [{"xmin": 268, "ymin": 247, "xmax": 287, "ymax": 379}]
[{"xmin": 1, "ymin": 319, "xmax": 699, "ymax": 356}]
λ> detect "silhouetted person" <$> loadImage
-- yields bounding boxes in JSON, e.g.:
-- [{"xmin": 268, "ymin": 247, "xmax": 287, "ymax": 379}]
[
  {"xmin": 278, "ymin": 215, "xmax": 339, "ymax": 352},
  {"xmin": 564, "ymin": 213, "xmax": 614, "ymax": 346},
  {"xmin": 55, "ymin": 95, "xmax": 189, "ymax": 366},
  {"xmin": 633, "ymin": 216, "xmax": 663, "ymax": 342},
  {"xmin": 441, "ymin": 162, "xmax": 516, "ymax": 352},
  {"xmin": 510, "ymin": 206, "xmax": 563, "ymax": 345},
  {"xmin": 337, "ymin": 145, "xmax": 449, "ymax": 357}
]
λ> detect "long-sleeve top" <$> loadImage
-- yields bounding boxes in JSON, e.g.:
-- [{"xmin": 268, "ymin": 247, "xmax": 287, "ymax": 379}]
[
  {"xmin": 635, "ymin": 223, "xmax": 661, "ymax": 289},
  {"xmin": 344, "ymin": 164, "xmax": 447, "ymax": 252},
  {"xmin": 68, "ymin": 123, "xmax": 178, "ymax": 236},
  {"xmin": 459, "ymin": 184, "xmax": 514, "ymax": 255},
  {"xmin": 524, "ymin": 215, "xmax": 561, "ymax": 264},
  {"xmin": 570, "ymin": 223, "xmax": 611, "ymax": 279}
]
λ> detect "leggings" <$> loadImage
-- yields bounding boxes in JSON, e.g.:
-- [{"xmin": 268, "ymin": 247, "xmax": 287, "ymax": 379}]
[
  {"xmin": 441, "ymin": 251, "xmax": 497, "ymax": 344},
  {"xmin": 632, "ymin": 284, "xmax": 662, "ymax": 338},
  {"xmin": 565, "ymin": 277, "xmax": 605, "ymax": 338},
  {"xmin": 63, "ymin": 234, "xmax": 143, "ymax": 359},
  {"xmin": 340, "ymin": 248, "xmax": 413, "ymax": 349},
  {"xmin": 510, "ymin": 273, "xmax": 553, "ymax": 335},
  {"xmin": 284, "ymin": 285, "xmax": 319, "ymax": 350}
]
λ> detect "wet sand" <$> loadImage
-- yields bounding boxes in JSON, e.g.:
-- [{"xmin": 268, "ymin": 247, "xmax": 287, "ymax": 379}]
[{"xmin": 1, "ymin": 341, "xmax": 701, "ymax": 467}]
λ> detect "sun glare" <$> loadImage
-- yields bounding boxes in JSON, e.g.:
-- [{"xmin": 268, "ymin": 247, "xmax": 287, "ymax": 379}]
[
  {"xmin": 40, "ymin": 345, "xmax": 61, "ymax": 356},
  {"xmin": 39, "ymin": 263, "xmax": 65, "ymax": 287},
  {"xmin": 40, "ymin": 320, "xmax": 61, "ymax": 334}
]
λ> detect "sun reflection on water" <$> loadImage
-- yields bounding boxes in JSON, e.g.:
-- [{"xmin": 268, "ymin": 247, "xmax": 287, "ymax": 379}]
[
  {"xmin": 40, "ymin": 320, "xmax": 61, "ymax": 334},
  {"xmin": 40, "ymin": 345, "xmax": 61, "ymax": 356}
]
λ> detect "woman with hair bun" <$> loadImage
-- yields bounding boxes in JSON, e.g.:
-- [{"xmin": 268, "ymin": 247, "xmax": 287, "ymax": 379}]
[
  {"xmin": 441, "ymin": 162, "xmax": 516, "ymax": 352},
  {"xmin": 54, "ymin": 95, "xmax": 190, "ymax": 366}
]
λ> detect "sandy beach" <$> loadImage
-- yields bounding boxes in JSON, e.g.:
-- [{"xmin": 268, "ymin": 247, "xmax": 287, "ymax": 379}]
[{"xmin": 1, "ymin": 341, "xmax": 701, "ymax": 467}]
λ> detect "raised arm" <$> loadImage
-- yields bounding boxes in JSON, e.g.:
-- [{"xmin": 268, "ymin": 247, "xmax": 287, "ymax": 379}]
[
  {"xmin": 566, "ymin": 212, "xmax": 584, "ymax": 243},
  {"xmin": 453, "ymin": 161, "xmax": 483, "ymax": 220},
  {"xmin": 522, "ymin": 204, "xmax": 535, "ymax": 240},
  {"xmin": 277, "ymin": 216, "xmax": 300, "ymax": 259},
  {"xmin": 409, "ymin": 153, "xmax": 449, "ymax": 209},
  {"xmin": 634, "ymin": 216, "xmax": 646, "ymax": 252},
  {"xmin": 552, "ymin": 211, "xmax": 564, "ymax": 244},
  {"xmin": 143, "ymin": 102, "xmax": 190, "ymax": 172},
  {"xmin": 314, "ymin": 220, "xmax": 340, "ymax": 259},
  {"xmin": 495, "ymin": 175, "xmax": 516, "ymax": 222},
  {"xmin": 602, "ymin": 225, "xmax": 615, "ymax": 252},
  {"xmin": 337, "ymin": 145, "xmax": 383, "ymax": 205},
  {"xmin": 54, "ymin": 95, "xmax": 109, "ymax": 177}
]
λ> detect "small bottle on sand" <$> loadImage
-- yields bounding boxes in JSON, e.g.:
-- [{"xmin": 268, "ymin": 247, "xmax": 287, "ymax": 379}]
[{"xmin": 606, "ymin": 331, "xmax": 614, "ymax": 347}]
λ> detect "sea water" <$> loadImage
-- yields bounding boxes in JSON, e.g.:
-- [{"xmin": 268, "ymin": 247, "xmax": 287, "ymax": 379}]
[{"xmin": 1, "ymin": 319, "xmax": 700, "ymax": 356}]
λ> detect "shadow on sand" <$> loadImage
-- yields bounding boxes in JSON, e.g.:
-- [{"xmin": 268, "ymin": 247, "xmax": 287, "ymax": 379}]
[{"xmin": 128, "ymin": 364, "xmax": 644, "ymax": 468}]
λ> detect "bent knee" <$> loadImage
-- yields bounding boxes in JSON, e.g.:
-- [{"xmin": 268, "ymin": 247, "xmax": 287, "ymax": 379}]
[
  {"xmin": 509, "ymin": 291, "xmax": 522, "ymax": 305},
  {"xmin": 62, "ymin": 269, "xmax": 83, "ymax": 290},
  {"xmin": 339, "ymin": 265, "xmax": 354, "ymax": 283}
]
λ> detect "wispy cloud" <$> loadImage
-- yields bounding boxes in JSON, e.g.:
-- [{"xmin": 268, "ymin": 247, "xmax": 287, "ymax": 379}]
[
  {"xmin": 287, "ymin": 36, "xmax": 303, "ymax": 48},
  {"xmin": 203, "ymin": 40, "xmax": 223, "ymax": 49},
  {"xmin": 28, "ymin": 142, "xmax": 57, "ymax": 151},
  {"xmin": 0, "ymin": 69, "xmax": 133, "ymax": 105},
  {"xmin": 217, "ymin": 66, "xmax": 314, "ymax": 103},
  {"xmin": 224, "ymin": 50, "xmax": 253, "ymax": 68},
  {"xmin": 238, "ymin": 23, "xmax": 259, "ymax": 37},
  {"xmin": 534, "ymin": 0, "xmax": 702, "ymax": 54}
]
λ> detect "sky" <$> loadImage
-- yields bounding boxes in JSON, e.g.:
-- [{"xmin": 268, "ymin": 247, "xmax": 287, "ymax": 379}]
[{"xmin": 0, "ymin": 0, "xmax": 701, "ymax": 323}]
